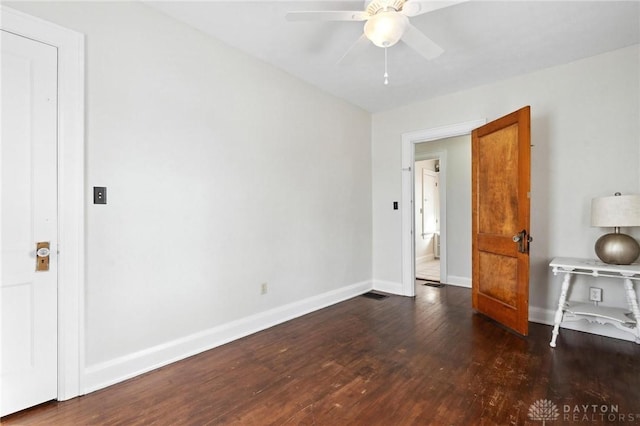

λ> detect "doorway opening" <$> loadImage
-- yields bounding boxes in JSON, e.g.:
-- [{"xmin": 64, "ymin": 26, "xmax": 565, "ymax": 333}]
[
  {"xmin": 414, "ymin": 157, "xmax": 441, "ymax": 285},
  {"xmin": 400, "ymin": 119, "xmax": 485, "ymax": 297}
]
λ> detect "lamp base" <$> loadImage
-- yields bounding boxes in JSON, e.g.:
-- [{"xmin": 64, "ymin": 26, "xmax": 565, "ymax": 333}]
[{"xmin": 594, "ymin": 233, "xmax": 640, "ymax": 265}]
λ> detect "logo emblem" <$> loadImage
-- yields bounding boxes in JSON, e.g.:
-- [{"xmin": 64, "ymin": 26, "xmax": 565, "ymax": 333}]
[{"xmin": 528, "ymin": 399, "xmax": 560, "ymax": 425}]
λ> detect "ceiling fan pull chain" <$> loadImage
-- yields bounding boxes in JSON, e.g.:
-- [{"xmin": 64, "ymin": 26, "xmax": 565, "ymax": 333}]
[{"xmin": 384, "ymin": 46, "xmax": 389, "ymax": 85}]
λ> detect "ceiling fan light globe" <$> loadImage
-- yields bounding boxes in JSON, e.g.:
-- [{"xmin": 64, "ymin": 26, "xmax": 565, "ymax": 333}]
[{"xmin": 364, "ymin": 11, "xmax": 408, "ymax": 48}]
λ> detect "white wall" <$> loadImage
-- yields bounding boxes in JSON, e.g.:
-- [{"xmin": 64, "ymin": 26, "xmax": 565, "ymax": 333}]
[
  {"xmin": 8, "ymin": 1, "xmax": 372, "ymax": 391},
  {"xmin": 415, "ymin": 136, "xmax": 471, "ymax": 282},
  {"xmin": 373, "ymin": 45, "xmax": 640, "ymax": 338}
]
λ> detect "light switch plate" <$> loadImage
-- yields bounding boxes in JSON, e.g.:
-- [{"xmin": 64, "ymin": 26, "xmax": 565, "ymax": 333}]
[{"xmin": 93, "ymin": 187, "xmax": 107, "ymax": 204}]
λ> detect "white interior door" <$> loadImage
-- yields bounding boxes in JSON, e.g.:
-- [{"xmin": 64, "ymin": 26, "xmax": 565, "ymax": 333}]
[
  {"xmin": 1, "ymin": 29, "xmax": 58, "ymax": 417},
  {"xmin": 422, "ymin": 170, "xmax": 438, "ymax": 236}
]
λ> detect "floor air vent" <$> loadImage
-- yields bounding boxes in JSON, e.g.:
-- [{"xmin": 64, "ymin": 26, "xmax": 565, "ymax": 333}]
[
  {"xmin": 418, "ymin": 279, "xmax": 445, "ymax": 288},
  {"xmin": 361, "ymin": 292, "xmax": 388, "ymax": 300}
]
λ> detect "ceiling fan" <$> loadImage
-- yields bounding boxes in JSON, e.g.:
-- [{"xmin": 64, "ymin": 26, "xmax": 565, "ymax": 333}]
[{"xmin": 286, "ymin": 0, "xmax": 463, "ymax": 84}]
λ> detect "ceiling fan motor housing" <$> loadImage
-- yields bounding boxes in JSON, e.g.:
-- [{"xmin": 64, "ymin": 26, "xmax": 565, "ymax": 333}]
[{"xmin": 366, "ymin": 0, "xmax": 407, "ymax": 15}]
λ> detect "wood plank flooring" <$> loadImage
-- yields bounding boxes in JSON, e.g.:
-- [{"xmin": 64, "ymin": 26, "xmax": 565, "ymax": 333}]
[{"xmin": 4, "ymin": 284, "xmax": 640, "ymax": 425}]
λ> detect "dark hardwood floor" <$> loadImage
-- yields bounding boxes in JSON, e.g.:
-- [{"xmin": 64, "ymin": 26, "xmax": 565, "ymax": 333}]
[{"xmin": 4, "ymin": 284, "xmax": 640, "ymax": 425}]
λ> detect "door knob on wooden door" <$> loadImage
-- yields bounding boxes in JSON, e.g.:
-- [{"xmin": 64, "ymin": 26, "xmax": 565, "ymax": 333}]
[{"xmin": 512, "ymin": 230, "xmax": 531, "ymax": 254}]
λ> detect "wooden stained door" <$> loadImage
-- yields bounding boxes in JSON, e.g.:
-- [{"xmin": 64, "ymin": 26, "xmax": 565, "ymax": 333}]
[{"xmin": 471, "ymin": 106, "xmax": 531, "ymax": 336}]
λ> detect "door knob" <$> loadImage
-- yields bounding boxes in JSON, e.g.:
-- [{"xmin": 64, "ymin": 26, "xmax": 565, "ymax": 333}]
[
  {"xmin": 36, "ymin": 242, "xmax": 50, "ymax": 271},
  {"xmin": 512, "ymin": 230, "xmax": 531, "ymax": 254},
  {"xmin": 37, "ymin": 247, "xmax": 50, "ymax": 257}
]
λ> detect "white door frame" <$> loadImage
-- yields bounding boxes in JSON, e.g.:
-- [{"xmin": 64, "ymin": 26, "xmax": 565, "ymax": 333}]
[
  {"xmin": 1, "ymin": 6, "xmax": 85, "ymax": 400},
  {"xmin": 401, "ymin": 120, "xmax": 485, "ymax": 297}
]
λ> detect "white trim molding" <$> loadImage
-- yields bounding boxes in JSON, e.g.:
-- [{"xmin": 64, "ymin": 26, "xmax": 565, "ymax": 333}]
[
  {"xmin": 400, "ymin": 120, "xmax": 485, "ymax": 297},
  {"xmin": 372, "ymin": 279, "xmax": 403, "ymax": 295},
  {"xmin": 83, "ymin": 280, "xmax": 372, "ymax": 394},
  {"xmin": 1, "ymin": 6, "xmax": 86, "ymax": 400},
  {"xmin": 446, "ymin": 276, "xmax": 472, "ymax": 288}
]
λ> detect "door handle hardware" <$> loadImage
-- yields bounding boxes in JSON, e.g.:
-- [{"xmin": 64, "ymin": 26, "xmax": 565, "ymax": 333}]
[
  {"xmin": 36, "ymin": 241, "xmax": 50, "ymax": 271},
  {"xmin": 512, "ymin": 230, "xmax": 531, "ymax": 254}
]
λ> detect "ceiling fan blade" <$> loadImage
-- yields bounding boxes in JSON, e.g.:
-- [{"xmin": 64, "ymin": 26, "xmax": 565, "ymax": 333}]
[
  {"xmin": 286, "ymin": 10, "xmax": 369, "ymax": 22},
  {"xmin": 337, "ymin": 34, "xmax": 370, "ymax": 65},
  {"xmin": 402, "ymin": 0, "xmax": 467, "ymax": 17},
  {"xmin": 401, "ymin": 24, "xmax": 444, "ymax": 60}
]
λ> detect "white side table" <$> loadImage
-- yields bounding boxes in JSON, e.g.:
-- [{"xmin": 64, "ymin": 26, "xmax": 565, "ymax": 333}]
[{"xmin": 549, "ymin": 257, "xmax": 640, "ymax": 347}]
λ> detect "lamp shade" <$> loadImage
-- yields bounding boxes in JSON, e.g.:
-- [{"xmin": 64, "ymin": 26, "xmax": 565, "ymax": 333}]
[
  {"xmin": 364, "ymin": 11, "xmax": 408, "ymax": 48},
  {"xmin": 591, "ymin": 194, "xmax": 640, "ymax": 227}
]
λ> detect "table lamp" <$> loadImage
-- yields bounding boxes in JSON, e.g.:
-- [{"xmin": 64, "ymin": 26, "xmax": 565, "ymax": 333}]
[{"xmin": 591, "ymin": 192, "xmax": 640, "ymax": 264}]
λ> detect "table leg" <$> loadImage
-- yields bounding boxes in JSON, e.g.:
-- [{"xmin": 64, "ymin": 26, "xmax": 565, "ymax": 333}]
[
  {"xmin": 550, "ymin": 271, "xmax": 571, "ymax": 347},
  {"xmin": 622, "ymin": 277, "xmax": 640, "ymax": 344}
]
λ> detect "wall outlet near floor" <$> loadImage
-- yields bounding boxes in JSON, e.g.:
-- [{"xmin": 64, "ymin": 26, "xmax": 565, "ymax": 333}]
[
  {"xmin": 261, "ymin": 282, "xmax": 268, "ymax": 295},
  {"xmin": 589, "ymin": 287, "xmax": 603, "ymax": 303}
]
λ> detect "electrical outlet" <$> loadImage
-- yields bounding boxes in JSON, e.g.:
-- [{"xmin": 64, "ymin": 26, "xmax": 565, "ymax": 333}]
[
  {"xmin": 589, "ymin": 287, "xmax": 603, "ymax": 303},
  {"xmin": 261, "ymin": 283, "xmax": 268, "ymax": 295}
]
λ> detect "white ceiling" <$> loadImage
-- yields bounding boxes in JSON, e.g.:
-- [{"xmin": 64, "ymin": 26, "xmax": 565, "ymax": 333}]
[{"xmin": 146, "ymin": 1, "xmax": 640, "ymax": 113}]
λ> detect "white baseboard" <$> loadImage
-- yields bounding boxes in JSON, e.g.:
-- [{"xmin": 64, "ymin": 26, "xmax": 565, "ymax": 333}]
[
  {"xmin": 445, "ymin": 275, "xmax": 471, "ymax": 288},
  {"xmin": 375, "ymin": 277, "xmax": 469, "ymax": 293},
  {"xmin": 82, "ymin": 280, "xmax": 373, "ymax": 394},
  {"xmin": 372, "ymin": 279, "xmax": 403, "ymax": 295},
  {"xmin": 528, "ymin": 306, "xmax": 637, "ymax": 343}
]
